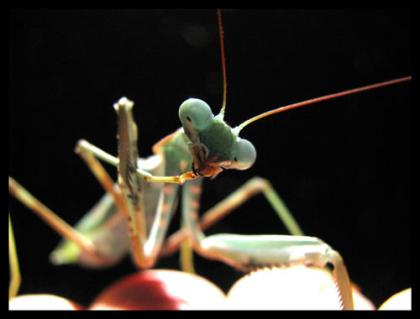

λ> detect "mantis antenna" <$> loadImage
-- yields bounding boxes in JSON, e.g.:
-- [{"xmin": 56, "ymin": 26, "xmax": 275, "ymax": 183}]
[
  {"xmin": 217, "ymin": 8, "xmax": 228, "ymax": 118},
  {"xmin": 234, "ymin": 76, "xmax": 412, "ymax": 133},
  {"xmin": 215, "ymin": 10, "xmax": 410, "ymax": 132}
]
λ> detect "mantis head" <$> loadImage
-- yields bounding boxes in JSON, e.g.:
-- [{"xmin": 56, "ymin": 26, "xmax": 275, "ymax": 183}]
[
  {"xmin": 177, "ymin": 76, "xmax": 412, "ymax": 178},
  {"xmin": 177, "ymin": 9, "xmax": 411, "ymax": 180},
  {"xmin": 179, "ymin": 98, "xmax": 256, "ymax": 178}
]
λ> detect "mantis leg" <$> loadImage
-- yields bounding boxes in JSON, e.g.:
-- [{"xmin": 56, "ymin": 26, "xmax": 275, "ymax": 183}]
[
  {"xmin": 76, "ymin": 139, "xmax": 196, "ymax": 185},
  {"xmin": 8, "ymin": 177, "xmax": 99, "ymax": 258},
  {"xmin": 50, "ymin": 139, "xmax": 133, "ymax": 267},
  {"xmin": 75, "ymin": 142, "xmax": 129, "ymax": 220},
  {"xmin": 113, "ymin": 97, "xmax": 181, "ymax": 269},
  {"xmin": 9, "ymin": 177, "xmax": 128, "ymax": 267},
  {"xmin": 9, "ymin": 214, "xmax": 21, "ymax": 299},
  {"xmin": 202, "ymin": 235, "xmax": 354, "ymax": 310},
  {"xmin": 179, "ymin": 179, "xmax": 354, "ymax": 310},
  {"xmin": 161, "ymin": 176, "xmax": 303, "ymax": 257}
]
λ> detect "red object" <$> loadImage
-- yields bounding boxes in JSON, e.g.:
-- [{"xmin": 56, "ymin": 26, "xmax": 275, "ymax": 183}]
[{"xmin": 90, "ymin": 269, "xmax": 227, "ymax": 310}]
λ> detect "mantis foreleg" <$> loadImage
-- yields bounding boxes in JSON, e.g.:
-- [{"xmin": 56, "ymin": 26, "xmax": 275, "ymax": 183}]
[
  {"xmin": 114, "ymin": 97, "xmax": 181, "ymax": 269},
  {"xmin": 76, "ymin": 139, "xmax": 196, "ymax": 185}
]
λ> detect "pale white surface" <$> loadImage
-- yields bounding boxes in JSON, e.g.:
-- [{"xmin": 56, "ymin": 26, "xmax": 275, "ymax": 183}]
[
  {"xmin": 379, "ymin": 288, "xmax": 411, "ymax": 310},
  {"xmin": 226, "ymin": 265, "xmax": 374, "ymax": 310},
  {"xmin": 9, "ymin": 294, "xmax": 79, "ymax": 310}
]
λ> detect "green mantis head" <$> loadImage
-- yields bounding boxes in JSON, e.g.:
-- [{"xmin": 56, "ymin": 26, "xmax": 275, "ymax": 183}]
[{"xmin": 179, "ymin": 98, "xmax": 256, "ymax": 177}]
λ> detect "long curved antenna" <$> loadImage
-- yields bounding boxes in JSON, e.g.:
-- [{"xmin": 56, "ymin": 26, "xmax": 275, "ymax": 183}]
[
  {"xmin": 235, "ymin": 76, "xmax": 411, "ymax": 133},
  {"xmin": 217, "ymin": 8, "xmax": 228, "ymax": 118}
]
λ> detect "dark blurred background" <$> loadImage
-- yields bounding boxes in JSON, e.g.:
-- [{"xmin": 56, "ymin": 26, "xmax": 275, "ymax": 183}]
[{"xmin": 9, "ymin": 9, "xmax": 411, "ymax": 308}]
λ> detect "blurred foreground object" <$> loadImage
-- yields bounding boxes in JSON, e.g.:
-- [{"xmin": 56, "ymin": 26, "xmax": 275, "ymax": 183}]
[
  {"xmin": 226, "ymin": 265, "xmax": 374, "ymax": 310},
  {"xmin": 9, "ymin": 267, "xmax": 382, "ymax": 310},
  {"xmin": 90, "ymin": 269, "xmax": 226, "ymax": 310},
  {"xmin": 9, "ymin": 294, "xmax": 82, "ymax": 310},
  {"xmin": 379, "ymin": 288, "xmax": 411, "ymax": 310}
]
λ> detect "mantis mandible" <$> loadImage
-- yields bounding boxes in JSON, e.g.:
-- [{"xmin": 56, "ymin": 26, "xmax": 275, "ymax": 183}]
[{"xmin": 9, "ymin": 9, "xmax": 411, "ymax": 309}]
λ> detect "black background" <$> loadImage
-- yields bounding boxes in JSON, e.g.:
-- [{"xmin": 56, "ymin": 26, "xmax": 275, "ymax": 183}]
[{"xmin": 9, "ymin": 9, "xmax": 411, "ymax": 308}]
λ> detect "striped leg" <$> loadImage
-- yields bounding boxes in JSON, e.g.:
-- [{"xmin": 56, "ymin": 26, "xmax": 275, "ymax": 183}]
[
  {"xmin": 142, "ymin": 183, "xmax": 180, "ymax": 265},
  {"xmin": 113, "ymin": 97, "xmax": 181, "ymax": 269},
  {"xmin": 178, "ymin": 178, "xmax": 204, "ymax": 273}
]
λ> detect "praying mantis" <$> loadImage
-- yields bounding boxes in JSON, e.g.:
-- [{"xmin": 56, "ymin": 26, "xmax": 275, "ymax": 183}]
[{"xmin": 11, "ymin": 12, "xmax": 410, "ymax": 310}]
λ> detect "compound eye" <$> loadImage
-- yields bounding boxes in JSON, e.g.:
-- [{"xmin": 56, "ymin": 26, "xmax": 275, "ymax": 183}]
[
  {"xmin": 231, "ymin": 138, "xmax": 256, "ymax": 170},
  {"xmin": 179, "ymin": 98, "xmax": 214, "ymax": 131}
]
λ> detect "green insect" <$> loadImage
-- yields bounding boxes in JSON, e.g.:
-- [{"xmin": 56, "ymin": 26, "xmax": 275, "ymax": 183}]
[{"xmin": 9, "ymin": 9, "xmax": 410, "ymax": 310}]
